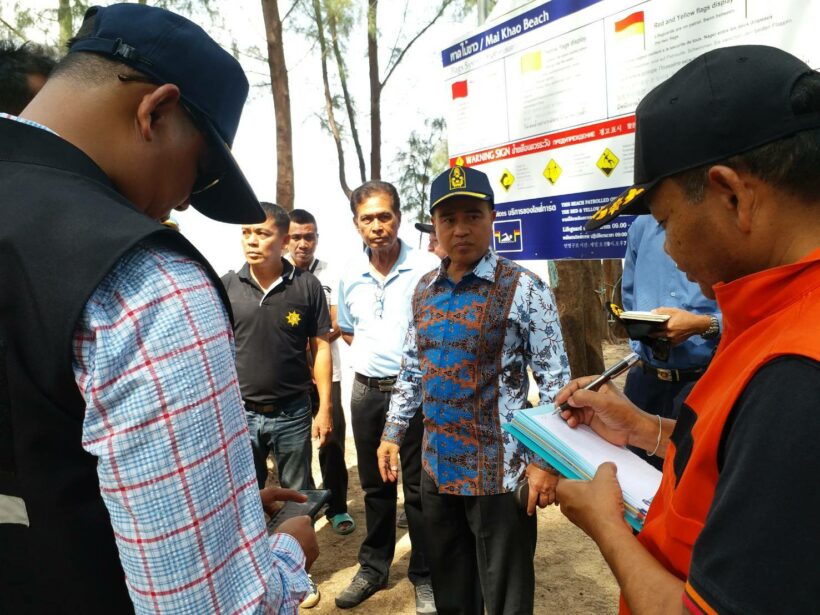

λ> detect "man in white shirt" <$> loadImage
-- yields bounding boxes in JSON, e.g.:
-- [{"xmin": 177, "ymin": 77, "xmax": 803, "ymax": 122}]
[{"xmin": 287, "ymin": 209, "xmax": 354, "ymax": 537}]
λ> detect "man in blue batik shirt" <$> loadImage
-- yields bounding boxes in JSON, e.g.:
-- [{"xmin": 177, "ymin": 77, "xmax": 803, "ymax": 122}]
[
  {"xmin": 378, "ymin": 166, "xmax": 570, "ymax": 615},
  {"xmin": 621, "ymin": 215, "xmax": 721, "ymax": 468}
]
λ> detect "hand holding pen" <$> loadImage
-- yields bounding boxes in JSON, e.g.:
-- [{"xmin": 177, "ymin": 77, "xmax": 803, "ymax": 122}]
[{"xmin": 553, "ymin": 352, "xmax": 640, "ymax": 415}]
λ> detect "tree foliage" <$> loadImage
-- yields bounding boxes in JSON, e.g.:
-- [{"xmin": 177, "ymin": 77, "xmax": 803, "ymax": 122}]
[
  {"xmin": 2, "ymin": 1, "xmax": 221, "ymax": 49},
  {"xmin": 394, "ymin": 117, "xmax": 447, "ymax": 224},
  {"xmin": 301, "ymin": 0, "xmax": 460, "ymax": 198}
]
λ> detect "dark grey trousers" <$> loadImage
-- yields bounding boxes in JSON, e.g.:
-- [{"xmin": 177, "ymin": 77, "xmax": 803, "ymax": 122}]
[
  {"xmin": 421, "ymin": 470, "xmax": 537, "ymax": 615},
  {"xmin": 350, "ymin": 379, "xmax": 429, "ymax": 585}
]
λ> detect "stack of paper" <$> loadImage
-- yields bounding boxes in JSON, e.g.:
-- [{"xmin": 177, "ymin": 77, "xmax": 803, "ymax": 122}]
[
  {"xmin": 618, "ymin": 310, "xmax": 670, "ymax": 323},
  {"xmin": 504, "ymin": 404, "xmax": 663, "ymax": 531}
]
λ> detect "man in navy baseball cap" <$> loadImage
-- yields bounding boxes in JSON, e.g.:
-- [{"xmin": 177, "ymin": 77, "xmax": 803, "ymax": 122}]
[
  {"xmin": 0, "ymin": 4, "xmax": 317, "ymax": 613},
  {"xmin": 63, "ymin": 2, "xmax": 263, "ymax": 223},
  {"xmin": 555, "ymin": 45, "xmax": 820, "ymax": 614},
  {"xmin": 429, "ymin": 164, "xmax": 494, "ymax": 212},
  {"xmin": 379, "ymin": 163, "xmax": 570, "ymax": 613},
  {"xmin": 585, "ymin": 44, "xmax": 820, "ymax": 231}
]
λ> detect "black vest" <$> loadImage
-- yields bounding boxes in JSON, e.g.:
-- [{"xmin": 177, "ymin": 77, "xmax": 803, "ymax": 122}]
[{"xmin": 0, "ymin": 120, "xmax": 231, "ymax": 613}]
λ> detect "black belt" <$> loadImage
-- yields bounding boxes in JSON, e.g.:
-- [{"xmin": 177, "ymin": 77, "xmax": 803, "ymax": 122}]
[
  {"xmin": 244, "ymin": 392, "xmax": 307, "ymax": 414},
  {"xmin": 355, "ymin": 372, "xmax": 397, "ymax": 392},
  {"xmin": 640, "ymin": 361, "xmax": 705, "ymax": 383}
]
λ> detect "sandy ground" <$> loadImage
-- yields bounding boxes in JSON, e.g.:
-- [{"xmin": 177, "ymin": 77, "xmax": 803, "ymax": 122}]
[{"xmin": 284, "ymin": 342, "xmax": 631, "ymax": 614}]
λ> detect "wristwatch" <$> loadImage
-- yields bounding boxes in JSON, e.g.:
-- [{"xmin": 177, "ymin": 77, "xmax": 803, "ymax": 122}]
[{"xmin": 702, "ymin": 314, "xmax": 720, "ymax": 340}]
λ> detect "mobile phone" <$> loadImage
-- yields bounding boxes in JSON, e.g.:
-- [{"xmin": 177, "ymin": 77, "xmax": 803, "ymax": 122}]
[
  {"xmin": 266, "ymin": 489, "xmax": 332, "ymax": 533},
  {"xmin": 513, "ymin": 479, "xmax": 529, "ymax": 510}
]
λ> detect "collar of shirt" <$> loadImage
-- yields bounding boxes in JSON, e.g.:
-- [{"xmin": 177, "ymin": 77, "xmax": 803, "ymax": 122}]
[
  {"xmin": 0, "ymin": 114, "xmax": 113, "ymax": 191},
  {"xmin": 238, "ymin": 258, "xmax": 295, "ymax": 300},
  {"xmin": 429, "ymin": 249, "xmax": 497, "ymax": 288},
  {"xmin": 0, "ymin": 112, "xmax": 58, "ymax": 135},
  {"xmin": 356, "ymin": 239, "xmax": 414, "ymax": 282},
  {"xmin": 285, "ymin": 254, "xmax": 320, "ymax": 273}
]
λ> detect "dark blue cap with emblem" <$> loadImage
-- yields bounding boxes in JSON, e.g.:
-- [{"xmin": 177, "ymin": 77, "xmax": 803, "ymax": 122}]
[
  {"xmin": 429, "ymin": 165, "xmax": 494, "ymax": 212},
  {"xmin": 68, "ymin": 3, "xmax": 263, "ymax": 224}
]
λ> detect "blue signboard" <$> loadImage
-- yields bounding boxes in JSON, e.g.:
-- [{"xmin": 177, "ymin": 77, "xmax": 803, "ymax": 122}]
[
  {"xmin": 441, "ymin": 0, "xmax": 602, "ymax": 67},
  {"xmin": 492, "ymin": 188, "xmax": 635, "ymax": 260}
]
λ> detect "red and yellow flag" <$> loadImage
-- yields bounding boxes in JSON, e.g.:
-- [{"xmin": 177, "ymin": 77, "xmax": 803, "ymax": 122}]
[{"xmin": 615, "ymin": 11, "xmax": 645, "ymax": 39}]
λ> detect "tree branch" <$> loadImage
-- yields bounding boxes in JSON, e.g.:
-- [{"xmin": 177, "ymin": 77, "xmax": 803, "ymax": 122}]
[
  {"xmin": 312, "ymin": 0, "xmax": 352, "ymax": 198},
  {"xmin": 283, "ymin": 0, "xmax": 302, "ymax": 22},
  {"xmin": 381, "ymin": 0, "xmax": 454, "ymax": 87},
  {"xmin": 327, "ymin": 0, "xmax": 366, "ymax": 183},
  {"xmin": 0, "ymin": 16, "xmax": 27, "ymax": 40},
  {"xmin": 384, "ymin": 0, "xmax": 410, "ymax": 78}
]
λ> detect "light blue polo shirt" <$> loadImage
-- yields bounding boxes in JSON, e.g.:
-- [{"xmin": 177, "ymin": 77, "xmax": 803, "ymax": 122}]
[
  {"xmin": 622, "ymin": 215, "xmax": 721, "ymax": 369},
  {"xmin": 337, "ymin": 239, "xmax": 437, "ymax": 377}
]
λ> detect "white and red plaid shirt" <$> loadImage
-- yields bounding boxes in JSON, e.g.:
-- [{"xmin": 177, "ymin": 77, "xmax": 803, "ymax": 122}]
[{"xmin": 72, "ymin": 240, "xmax": 309, "ymax": 614}]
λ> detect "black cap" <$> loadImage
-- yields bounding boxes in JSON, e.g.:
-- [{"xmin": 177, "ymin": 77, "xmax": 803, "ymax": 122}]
[
  {"xmin": 69, "ymin": 4, "xmax": 264, "ymax": 224},
  {"xmin": 430, "ymin": 165, "xmax": 494, "ymax": 212},
  {"xmin": 414, "ymin": 222, "xmax": 434, "ymax": 234},
  {"xmin": 586, "ymin": 45, "xmax": 820, "ymax": 230}
]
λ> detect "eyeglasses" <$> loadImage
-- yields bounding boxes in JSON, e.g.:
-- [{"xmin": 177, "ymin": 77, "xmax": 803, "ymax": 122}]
[
  {"xmin": 373, "ymin": 284, "xmax": 385, "ymax": 319},
  {"xmin": 117, "ymin": 73, "xmax": 222, "ymax": 194}
]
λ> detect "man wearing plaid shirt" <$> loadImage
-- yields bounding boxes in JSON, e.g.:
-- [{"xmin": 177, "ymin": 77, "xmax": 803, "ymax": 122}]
[{"xmin": 0, "ymin": 4, "xmax": 314, "ymax": 613}]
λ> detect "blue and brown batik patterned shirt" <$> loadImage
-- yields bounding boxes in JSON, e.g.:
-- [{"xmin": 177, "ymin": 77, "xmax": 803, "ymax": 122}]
[{"xmin": 383, "ymin": 250, "xmax": 570, "ymax": 496}]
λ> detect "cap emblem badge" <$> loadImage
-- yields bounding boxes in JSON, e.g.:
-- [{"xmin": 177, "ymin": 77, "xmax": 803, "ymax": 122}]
[{"xmin": 449, "ymin": 166, "xmax": 466, "ymax": 190}]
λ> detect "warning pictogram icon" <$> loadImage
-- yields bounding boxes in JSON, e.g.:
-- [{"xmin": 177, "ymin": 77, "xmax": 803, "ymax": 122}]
[
  {"xmin": 597, "ymin": 148, "xmax": 619, "ymax": 177},
  {"xmin": 499, "ymin": 169, "xmax": 515, "ymax": 191},
  {"xmin": 543, "ymin": 159, "xmax": 562, "ymax": 185}
]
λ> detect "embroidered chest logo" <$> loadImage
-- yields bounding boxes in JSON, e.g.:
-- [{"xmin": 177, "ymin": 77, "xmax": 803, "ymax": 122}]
[{"xmin": 285, "ymin": 310, "xmax": 301, "ymax": 326}]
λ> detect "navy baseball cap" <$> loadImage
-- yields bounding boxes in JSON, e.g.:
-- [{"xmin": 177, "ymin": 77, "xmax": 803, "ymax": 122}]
[
  {"xmin": 430, "ymin": 165, "xmax": 494, "ymax": 212},
  {"xmin": 414, "ymin": 222, "xmax": 434, "ymax": 234},
  {"xmin": 68, "ymin": 3, "xmax": 263, "ymax": 224},
  {"xmin": 586, "ymin": 45, "xmax": 820, "ymax": 231}
]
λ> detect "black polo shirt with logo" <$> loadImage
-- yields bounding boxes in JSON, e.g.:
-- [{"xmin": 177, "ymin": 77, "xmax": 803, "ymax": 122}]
[{"xmin": 221, "ymin": 259, "xmax": 330, "ymax": 404}]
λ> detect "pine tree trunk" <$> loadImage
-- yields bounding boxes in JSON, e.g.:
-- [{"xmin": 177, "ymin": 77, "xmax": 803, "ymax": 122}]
[
  {"xmin": 261, "ymin": 0, "xmax": 295, "ymax": 210},
  {"xmin": 552, "ymin": 260, "xmax": 605, "ymax": 378},
  {"xmin": 58, "ymin": 0, "xmax": 73, "ymax": 48},
  {"xmin": 367, "ymin": 0, "xmax": 381, "ymax": 180}
]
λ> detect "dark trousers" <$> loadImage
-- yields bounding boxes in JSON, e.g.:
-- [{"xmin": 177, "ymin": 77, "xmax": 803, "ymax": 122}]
[
  {"xmin": 421, "ymin": 471, "xmax": 537, "ymax": 615},
  {"xmin": 311, "ymin": 381, "xmax": 349, "ymax": 517},
  {"xmin": 350, "ymin": 378, "xmax": 429, "ymax": 586},
  {"xmin": 624, "ymin": 365, "xmax": 697, "ymax": 470}
]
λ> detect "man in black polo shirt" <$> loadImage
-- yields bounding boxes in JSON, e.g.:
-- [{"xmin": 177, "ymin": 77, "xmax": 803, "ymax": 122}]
[{"xmin": 222, "ymin": 202, "xmax": 333, "ymax": 491}]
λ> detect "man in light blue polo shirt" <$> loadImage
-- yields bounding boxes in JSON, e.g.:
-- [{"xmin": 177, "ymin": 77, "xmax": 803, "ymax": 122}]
[{"xmin": 335, "ymin": 180, "xmax": 437, "ymax": 613}]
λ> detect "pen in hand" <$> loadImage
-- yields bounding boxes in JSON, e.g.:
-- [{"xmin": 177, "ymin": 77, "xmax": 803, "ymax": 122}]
[{"xmin": 553, "ymin": 352, "xmax": 640, "ymax": 414}]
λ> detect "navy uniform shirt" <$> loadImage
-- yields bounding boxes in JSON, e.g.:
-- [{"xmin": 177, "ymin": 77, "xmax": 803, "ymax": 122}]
[{"xmin": 222, "ymin": 259, "xmax": 330, "ymax": 404}]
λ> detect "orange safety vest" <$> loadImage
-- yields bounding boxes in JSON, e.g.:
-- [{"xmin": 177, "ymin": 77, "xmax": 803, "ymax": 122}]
[{"xmin": 621, "ymin": 249, "xmax": 820, "ymax": 613}]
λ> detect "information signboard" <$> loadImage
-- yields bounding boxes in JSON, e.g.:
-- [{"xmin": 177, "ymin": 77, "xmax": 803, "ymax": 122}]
[{"xmin": 442, "ymin": 0, "xmax": 820, "ymax": 260}]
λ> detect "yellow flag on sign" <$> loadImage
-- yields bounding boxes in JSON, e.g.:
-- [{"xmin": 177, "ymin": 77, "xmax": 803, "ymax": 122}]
[{"xmin": 520, "ymin": 50, "xmax": 542, "ymax": 74}]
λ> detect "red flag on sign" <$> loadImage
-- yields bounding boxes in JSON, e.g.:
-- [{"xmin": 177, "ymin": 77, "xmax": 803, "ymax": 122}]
[{"xmin": 451, "ymin": 80, "xmax": 468, "ymax": 99}]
